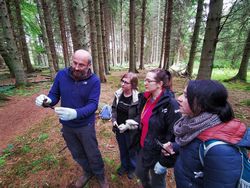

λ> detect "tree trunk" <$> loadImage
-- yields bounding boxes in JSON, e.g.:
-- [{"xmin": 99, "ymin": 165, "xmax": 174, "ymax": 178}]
[
  {"xmin": 0, "ymin": 0, "xmax": 27, "ymax": 85},
  {"xmin": 14, "ymin": 0, "xmax": 34, "ymax": 73},
  {"xmin": 56, "ymin": 0, "xmax": 70, "ymax": 67},
  {"xmin": 66, "ymin": 0, "xmax": 79, "ymax": 51},
  {"xmin": 185, "ymin": 0, "xmax": 204, "ymax": 77},
  {"xmin": 40, "ymin": 0, "xmax": 59, "ymax": 72},
  {"xmin": 88, "ymin": 0, "xmax": 99, "ymax": 77},
  {"xmin": 100, "ymin": 0, "xmax": 109, "ymax": 74},
  {"xmin": 94, "ymin": 0, "xmax": 106, "ymax": 82},
  {"xmin": 36, "ymin": 0, "xmax": 56, "ymax": 79},
  {"xmin": 129, "ymin": 0, "xmax": 136, "ymax": 72},
  {"xmin": 0, "ymin": 41, "xmax": 14, "ymax": 76},
  {"xmin": 197, "ymin": 0, "xmax": 223, "ymax": 80},
  {"xmin": 159, "ymin": 0, "xmax": 167, "ymax": 68},
  {"xmin": 0, "ymin": 54, "xmax": 6, "ymax": 69},
  {"xmin": 139, "ymin": 0, "xmax": 146, "ymax": 70},
  {"xmin": 120, "ymin": 0, "xmax": 124, "ymax": 65},
  {"xmin": 229, "ymin": 28, "xmax": 250, "ymax": 82},
  {"xmin": 163, "ymin": 0, "xmax": 173, "ymax": 70},
  {"xmin": 103, "ymin": 0, "xmax": 111, "ymax": 71},
  {"xmin": 155, "ymin": 0, "xmax": 161, "ymax": 65},
  {"xmin": 111, "ymin": 16, "xmax": 117, "ymax": 66},
  {"xmin": 72, "ymin": 0, "xmax": 88, "ymax": 49}
]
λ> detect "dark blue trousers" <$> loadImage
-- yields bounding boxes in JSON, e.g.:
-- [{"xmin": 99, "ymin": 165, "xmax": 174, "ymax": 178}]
[
  {"xmin": 61, "ymin": 123, "xmax": 104, "ymax": 177},
  {"xmin": 116, "ymin": 131, "xmax": 136, "ymax": 172}
]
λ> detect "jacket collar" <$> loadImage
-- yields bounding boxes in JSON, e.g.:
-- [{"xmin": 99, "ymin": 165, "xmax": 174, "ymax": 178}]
[
  {"xmin": 197, "ymin": 119, "xmax": 248, "ymax": 145},
  {"xmin": 114, "ymin": 88, "xmax": 139, "ymax": 104}
]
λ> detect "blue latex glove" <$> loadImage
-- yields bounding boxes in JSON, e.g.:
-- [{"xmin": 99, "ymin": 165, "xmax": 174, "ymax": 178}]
[
  {"xmin": 154, "ymin": 161, "xmax": 167, "ymax": 174},
  {"xmin": 55, "ymin": 107, "xmax": 77, "ymax": 121}
]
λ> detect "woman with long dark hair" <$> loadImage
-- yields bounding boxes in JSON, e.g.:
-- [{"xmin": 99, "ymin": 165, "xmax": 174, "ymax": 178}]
[{"xmin": 163, "ymin": 80, "xmax": 249, "ymax": 188}]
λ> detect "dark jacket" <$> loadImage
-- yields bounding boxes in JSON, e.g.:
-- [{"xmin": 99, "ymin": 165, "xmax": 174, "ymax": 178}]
[
  {"xmin": 139, "ymin": 89, "xmax": 181, "ymax": 168},
  {"xmin": 174, "ymin": 119, "xmax": 249, "ymax": 188},
  {"xmin": 111, "ymin": 88, "xmax": 140, "ymax": 124},
  {"xmin": 111, "ymin": 88, "xmax": 140, "ymax": 151}
]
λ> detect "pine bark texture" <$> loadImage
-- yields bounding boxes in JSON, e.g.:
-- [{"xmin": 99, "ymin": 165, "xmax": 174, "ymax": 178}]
[
  {"xmin": 139, "ymin": 0, "xmax": 146, "ymax": 70},
  {"xmin": 88, "ymin": 0, "xmax": 99, "ymax": 77},
  {"xmin": 197, "ymin": 0, "xmax": 223, "ymax": 79},
  {"xmin": 185, "ymin": 0, "xmax": 204, "ymax": 77},
  {"xmin": 163, "ymin": 0, "xmax": 173, "ymax": 70},
  {"xmin": 234, "ymin": 29, "xmax": 250, "ymax": 81},
  {"xmin": 94, "ymin": 0, "xmax": 106, "ymax": 82},
  {"xmin": 129, "ymin": 0, "xmax": 136, "ymax": 72},
  {"xmin": 36, "ymin": 0, "xmax": 56, "ymax": 79},
  {"xmin": 40, "ymin": 0, "xmax": 59, "ymax": 72},
  {"xmin": 56, "ymin": 0, "xmax": 70, "ymax": 67}
]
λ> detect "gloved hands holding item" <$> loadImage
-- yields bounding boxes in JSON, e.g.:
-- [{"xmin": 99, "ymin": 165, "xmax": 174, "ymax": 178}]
[
  {"xmin": 55, "ymin": 107, "xmax": 77, "ymax": 121},
  {"xmin": 35, "ymin": 94, "xmax": 52, "ymax": 107},
  {"xmin": 118, "ymin": 123, "xmax": 129, "ymax": 133},
  {"xmin": 154, "ymin": 161, "xmax": 167, "ymax": 174},
  {"xmin": 125, "ymin": 119, "xmax": 139, "ymax": 130}
]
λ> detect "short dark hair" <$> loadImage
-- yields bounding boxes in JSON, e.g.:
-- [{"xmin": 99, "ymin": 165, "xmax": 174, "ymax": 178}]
[
  {"xmin": 121, "ymin": 72, "xmax": 138, "ymax": 90},
  {"xmin": 187, "ymin": 80, "xmax": 234, "ymax": 122},
  {"xmin": 149, "ymin": 68, "xmax": 172, "ymax": 89}
]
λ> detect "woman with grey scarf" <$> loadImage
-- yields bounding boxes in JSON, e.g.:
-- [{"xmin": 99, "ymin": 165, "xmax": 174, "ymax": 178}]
[{"xmin": 162, "ymin": 80, "xmax": 249, "ymax": 188}]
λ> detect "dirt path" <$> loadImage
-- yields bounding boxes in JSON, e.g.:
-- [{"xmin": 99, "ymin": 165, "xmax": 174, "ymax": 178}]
[{"xmin": 0, "ymin": 89, "xmax": 54, "ymax": 151}]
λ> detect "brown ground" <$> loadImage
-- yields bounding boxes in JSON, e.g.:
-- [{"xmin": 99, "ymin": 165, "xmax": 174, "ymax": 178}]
[{"xmin": 0, "ymin": 71, "xmax": 249, "ymax": 188}]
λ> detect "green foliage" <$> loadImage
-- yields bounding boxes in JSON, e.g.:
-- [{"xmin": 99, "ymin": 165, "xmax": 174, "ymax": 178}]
[
  {"xmin": 21, "ymin": 0, "xmax": 41, "ymax": 37},
  {"xmin": 21, "ymin": 145, "xmax": 32, "ymax": 154},
  {"xmin": 103, "ymin": 157, "xmax": 116, "ymax": 167},
  {"xmin": 240, "ymin": 99, "xmax": 250, "ymax": 107},
  {"xmin": 99, "ymin": 128, "xmax": 112, "ymax": 138},
  {"xmin": 1, "ymin": 82, "xmax": 52, "ymax": 97},
  {"xmin": 211, "ymin": 68, "xmax": 250, "ymax": 84},
  {"xmin": 37, "ymin": 133, "xmax": 49, "ymax": 143},
  {"xmin": 0, "ymin": 144, "xmax": 14, "ymax": 168}
]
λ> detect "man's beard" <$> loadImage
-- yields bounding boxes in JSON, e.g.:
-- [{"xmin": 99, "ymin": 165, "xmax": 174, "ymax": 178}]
[{"xmin": 69, "ymin": 67, "xmax": 89, "ymax": 81}]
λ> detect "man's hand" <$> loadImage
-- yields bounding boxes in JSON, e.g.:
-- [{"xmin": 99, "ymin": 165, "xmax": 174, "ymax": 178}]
[
  {"xmin": 35, "ymin": 94, "xmax": 52, "ymax": 107},
  {"xmin": 55, "ymin": 107, "xmax": 77, "ymax": 121},
  {"xmin": 125, "ymin": 119, "xmax": 139, "ymax": 130},
  {"xmin": 154, "ymin": 161, "xmax": 167, "ymax": 174}
]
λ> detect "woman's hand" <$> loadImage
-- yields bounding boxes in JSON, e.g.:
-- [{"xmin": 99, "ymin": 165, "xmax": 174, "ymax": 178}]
[{"xmin": 162, "ymin": 142, "xmax": 175, "ymax": 156}]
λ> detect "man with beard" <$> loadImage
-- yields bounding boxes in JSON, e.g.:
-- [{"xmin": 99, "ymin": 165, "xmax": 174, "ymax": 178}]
[{"xmin": 35, "ymin": 49, "xmax": 109, "ymax": 188}]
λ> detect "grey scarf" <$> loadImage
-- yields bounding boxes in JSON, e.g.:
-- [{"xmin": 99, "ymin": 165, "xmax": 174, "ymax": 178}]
[{"xmin": 174, "ymin": 112, "xmax": 221, "ymax": 146}]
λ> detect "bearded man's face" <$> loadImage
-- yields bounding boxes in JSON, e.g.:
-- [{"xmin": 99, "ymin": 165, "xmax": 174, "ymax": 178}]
[{"xmin": 71, "ymin": 56, "xmax": 90, "ymax": 80}]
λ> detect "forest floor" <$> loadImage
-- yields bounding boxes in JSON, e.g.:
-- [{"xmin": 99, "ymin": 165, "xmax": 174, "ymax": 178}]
[{"xmin": 0, "ymin": 70, "xmax": 249, "ymax": 188}]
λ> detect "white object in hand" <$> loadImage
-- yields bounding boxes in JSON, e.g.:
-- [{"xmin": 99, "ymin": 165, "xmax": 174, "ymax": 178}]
[
  {"xmin": 55, "ymin": 107, "xmax": 77, "ymax": 121},
  {"xmin": 113, "ymin": 121, "xmax": 118, "ymax": 127},
  {"xmin": 118, "ymin": 123, "xmax": 130, "ymax": 133},
  {"xmin": 125, "ymin": 119, "xmax": 139, "ymax": 129},
  {"xmin": 35, "ymin": 94, "xmax": 52, "ymax": 107}
]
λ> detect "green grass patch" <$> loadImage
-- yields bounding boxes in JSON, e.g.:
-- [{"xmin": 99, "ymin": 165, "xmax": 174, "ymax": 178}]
[
  {"xmin": 1, "ymin": 82, "xmax": 52, "ymax": 97},
  {"xmin": 99, "ymin": 127, "xmax": 112, "ymax": 138},
  {"xmin": 37, "ymin": 133, "xmax": 49, "ymax": 142},
  {"xmin": 222, "ymin": 81, "xmax": 250, "ymax": 92},
  {"xmin": 103, "ymin": 157, "xmax": 116, "ymax": 168},
  {"xmin": 240, "ymin": 99, "xmax": 250, "ymax": 107}
]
